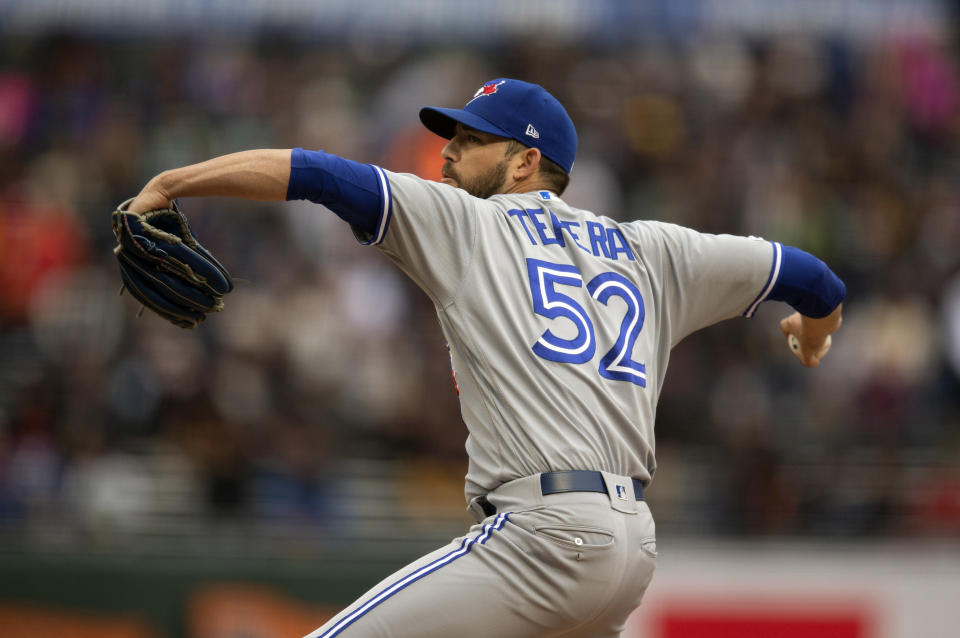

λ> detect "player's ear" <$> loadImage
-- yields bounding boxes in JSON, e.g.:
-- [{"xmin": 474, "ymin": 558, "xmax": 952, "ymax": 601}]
[{"xmin": 513, "ymin": 147, "xmax": 542, "ymax": 181}]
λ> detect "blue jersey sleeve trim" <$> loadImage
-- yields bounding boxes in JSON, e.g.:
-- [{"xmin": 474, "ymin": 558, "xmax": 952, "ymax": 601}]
[
  {"xmin": 743, "ymin": 241, "xmax": 782, "ymax": 318},
  {"xmin": 369, "ymin": 165, "xmax": 393, "ymax": 246},
  {"xmin": 286, "ymin": 148, "xmax": 389, "ymax": 245},
  {"xmin": 767, "ymin": 244, "xmax": 846, "ymax": 318}
]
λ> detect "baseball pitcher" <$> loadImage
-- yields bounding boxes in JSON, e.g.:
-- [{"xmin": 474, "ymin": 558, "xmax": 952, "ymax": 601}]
[{"xmin": 121, "ymin": 79, "xmax": 845, "ymax": 637}]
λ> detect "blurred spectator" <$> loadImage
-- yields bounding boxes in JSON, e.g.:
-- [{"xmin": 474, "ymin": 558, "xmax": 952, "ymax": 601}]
[{"xmin": 1, "ymin": 28, "xmax": 959, "ymax": 547}]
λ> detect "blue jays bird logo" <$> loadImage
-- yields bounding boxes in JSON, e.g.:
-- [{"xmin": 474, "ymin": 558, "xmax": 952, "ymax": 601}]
[{"xmin": 469, "ymin": 80, "xmax": 506, "ymax": 102}]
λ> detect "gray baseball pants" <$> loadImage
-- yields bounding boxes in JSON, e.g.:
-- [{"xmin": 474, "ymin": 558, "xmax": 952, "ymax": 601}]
[{"xmin": 303, "ymin": 471, "xmax": 657, "ymax": 638}]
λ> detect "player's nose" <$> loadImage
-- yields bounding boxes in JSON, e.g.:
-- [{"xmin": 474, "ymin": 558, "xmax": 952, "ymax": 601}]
[{"xmin": 441, "ymin": 138, "xmax": 459, "ymax": 162}]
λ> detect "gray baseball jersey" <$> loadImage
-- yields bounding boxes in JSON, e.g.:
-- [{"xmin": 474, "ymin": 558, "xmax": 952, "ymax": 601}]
[
  {"xmin": 364, "ymin": 168, "xmax": 777, "ymax": 502},
  {"xmin": 306, "ymin": 169, "xmax": 779, "ymax": 638}
]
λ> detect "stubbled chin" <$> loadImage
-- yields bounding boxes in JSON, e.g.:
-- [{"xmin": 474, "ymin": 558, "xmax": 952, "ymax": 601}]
[{"xmin": 440, "ymin": 177, "xmax": 458, "ymax": 186}]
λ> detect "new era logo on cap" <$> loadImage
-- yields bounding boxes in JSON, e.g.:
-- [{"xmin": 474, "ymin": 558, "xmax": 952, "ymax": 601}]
[{"xmin": 419, "ymin": 78, "xmax": 578, "ymax": 174}]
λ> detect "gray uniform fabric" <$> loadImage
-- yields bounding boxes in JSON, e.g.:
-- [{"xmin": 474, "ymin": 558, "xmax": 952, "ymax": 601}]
[
  {"xmin": 306, "ymin": 170, "xmax": 776, "ymax": 638},
  {"xmin": 309, "ymin": 475, "xmax": 657, "ymax": 638}
]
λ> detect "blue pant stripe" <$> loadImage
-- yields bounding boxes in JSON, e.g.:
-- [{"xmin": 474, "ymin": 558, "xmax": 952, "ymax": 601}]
[{"xmin": 314, "ymin": 511, "xmax": 511, "ymax": 638}]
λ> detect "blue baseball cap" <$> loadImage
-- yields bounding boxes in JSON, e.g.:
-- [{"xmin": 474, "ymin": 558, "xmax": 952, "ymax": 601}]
[{"xmin": 419, "ymin": 79, "xmax": 577, "ymax": 174}]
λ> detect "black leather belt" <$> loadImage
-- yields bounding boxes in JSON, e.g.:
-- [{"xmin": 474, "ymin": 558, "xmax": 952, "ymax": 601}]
[
  {"xmin": 540, "ymin": 470, "xmax": 644, "ymax": 500},
  {"xmin": 477, "ymin": 470, "xmax": 644, "ymax": 517}
]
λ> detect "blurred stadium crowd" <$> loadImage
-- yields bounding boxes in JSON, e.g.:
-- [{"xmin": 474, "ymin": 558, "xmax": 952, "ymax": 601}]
[{"xmin": 1, "ymin": 27, "xmax": 959, "ymax": 550}]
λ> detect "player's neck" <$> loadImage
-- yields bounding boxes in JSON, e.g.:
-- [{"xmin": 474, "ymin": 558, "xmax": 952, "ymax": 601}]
[{"xmin": 500, "ymin": 175, "xmax": 557, "ymax": 197}]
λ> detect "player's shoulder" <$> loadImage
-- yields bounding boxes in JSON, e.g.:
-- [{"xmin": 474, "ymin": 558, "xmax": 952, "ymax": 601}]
[
  {"xmin": 619, "ymin": 218, "xmax": 704, "ymax": 243},
  {"xmin": 382, "ymin": 168, "xmax": 482, "ymax": 212},
  {"xmin": 483, "ymin": 191, "xmax": 680, "ymax": 241},
  {"xmin": 487, "ymin": 189, "xmax": 557, "ymax": 210}
]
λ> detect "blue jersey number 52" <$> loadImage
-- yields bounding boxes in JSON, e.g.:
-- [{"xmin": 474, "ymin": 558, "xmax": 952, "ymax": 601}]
[{"xmin": 526, "ymin": 258, "xmax": 647, "ymax": 387}]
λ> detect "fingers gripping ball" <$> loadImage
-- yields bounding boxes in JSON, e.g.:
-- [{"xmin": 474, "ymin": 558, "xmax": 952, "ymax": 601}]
[
  {"xmin": 787, "ymin": 333, "xmax": 832, "ymax": 362},
  {"xmin": 112, "ymin": 198, "xmax": 233, "ymax": 329}
]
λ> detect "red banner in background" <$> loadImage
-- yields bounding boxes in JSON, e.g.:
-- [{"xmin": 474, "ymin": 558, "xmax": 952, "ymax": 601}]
[
  {"xmin": 656, "ymin": 609, "xmax": 868, "ymax": 638},
  {"xmin": 642, "ymin": 597, "xmax": 874, "ymax": 638}
]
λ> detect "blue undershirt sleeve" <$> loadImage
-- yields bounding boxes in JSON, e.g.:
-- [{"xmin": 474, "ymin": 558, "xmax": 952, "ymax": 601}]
[
  {"xmin": 285, "ymin": 147, "xmax": 389, "ymax": 242},
  {"xmin": 768, "ymin": 245, "xmax": 846, "ymax": 318}
]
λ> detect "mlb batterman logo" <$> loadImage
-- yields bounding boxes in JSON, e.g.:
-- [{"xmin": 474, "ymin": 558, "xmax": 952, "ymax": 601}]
[{"xmin": 469, "ymin": 80, "xmax": 506, "ymax": 102}]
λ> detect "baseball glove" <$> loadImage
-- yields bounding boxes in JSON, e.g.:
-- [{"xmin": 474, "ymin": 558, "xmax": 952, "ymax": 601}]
[{"xmin": 112, "ymin": 197, "xmax": 233, "ymax": 329}]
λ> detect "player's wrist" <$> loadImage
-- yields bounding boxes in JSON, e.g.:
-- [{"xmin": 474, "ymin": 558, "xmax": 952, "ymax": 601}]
[
  {"xmin": 151, "ymin": 170, "xmax": 178, "ymax": 200},
  {"xmin": 800, "ymin": 303, "xmax": 842, "ymax": 340},
  {"xmin": 129, "ymin": 176, "xmax": 173, "ymax": 213}
]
